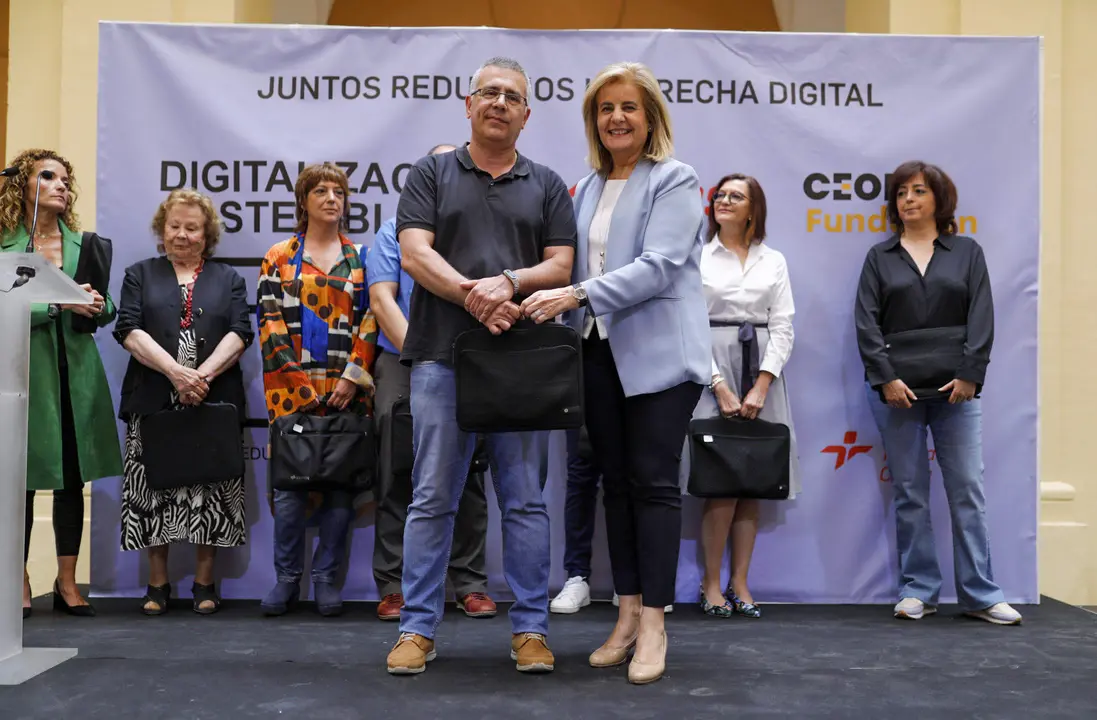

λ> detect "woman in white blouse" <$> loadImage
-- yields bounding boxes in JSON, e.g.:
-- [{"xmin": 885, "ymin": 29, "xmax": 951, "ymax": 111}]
[{"xmin": 694, "ymin": 173, "xmax": 799, "ymax": 619}]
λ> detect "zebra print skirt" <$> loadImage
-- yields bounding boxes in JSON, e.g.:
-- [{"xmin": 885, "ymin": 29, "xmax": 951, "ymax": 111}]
[{"xmin": 120, "ymin": 312, "xmax": 246, "ymax": 551}]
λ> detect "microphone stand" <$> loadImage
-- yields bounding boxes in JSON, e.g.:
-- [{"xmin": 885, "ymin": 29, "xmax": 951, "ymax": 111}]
[
  {"xmin": 12, "ymin": 170, "xmax": 55, "ymax": 290},
  {"xmin": 24, "ymin": 170, "xmax": 54, "ymax": 253}
]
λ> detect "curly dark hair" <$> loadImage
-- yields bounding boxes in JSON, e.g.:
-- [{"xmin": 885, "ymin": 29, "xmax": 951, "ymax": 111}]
[{"xmin": 0, "ymin": 149, "xmax": 80, "ymax": 236}]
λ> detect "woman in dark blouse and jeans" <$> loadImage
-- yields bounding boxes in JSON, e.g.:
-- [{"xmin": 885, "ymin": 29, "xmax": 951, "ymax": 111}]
[{"xmin": 855, "ymin": 160, "xmax": 1021, "ymax": 626}]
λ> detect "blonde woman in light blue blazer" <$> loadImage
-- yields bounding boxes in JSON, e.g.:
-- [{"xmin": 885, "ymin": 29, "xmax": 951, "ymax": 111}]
[{"xmin": 521, "ymin": 61, "xmax": 710, "ymax": 686}]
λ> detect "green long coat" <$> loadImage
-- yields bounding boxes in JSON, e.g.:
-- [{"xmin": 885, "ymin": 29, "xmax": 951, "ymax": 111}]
[{"xmin": 0, "ymin": 222, "xmax": 123, "ymax": 490}]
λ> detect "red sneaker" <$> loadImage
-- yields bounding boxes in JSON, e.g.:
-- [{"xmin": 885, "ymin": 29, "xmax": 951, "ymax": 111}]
[
  {"xmin": 377, "ymin": 593, "xmax": 404, "ymax": 621},
  {"xmin": 457, "ymin": 592, "xmax": 497, "ymax": 618}
]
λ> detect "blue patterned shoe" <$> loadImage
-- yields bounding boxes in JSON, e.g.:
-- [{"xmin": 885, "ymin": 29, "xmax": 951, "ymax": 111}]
[
  {"xmin": 700, "ymin": 585, "xmax": 733, "ymax": 617},
  {"xmin": 726, "ymin": 588, "xmax": 762, "ymax": 618}
]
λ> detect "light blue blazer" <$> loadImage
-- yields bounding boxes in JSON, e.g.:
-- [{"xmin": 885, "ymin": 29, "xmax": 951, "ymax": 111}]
[{"xmin": 568, "ymin": 158, "xmax": 712, "ymax": 398}]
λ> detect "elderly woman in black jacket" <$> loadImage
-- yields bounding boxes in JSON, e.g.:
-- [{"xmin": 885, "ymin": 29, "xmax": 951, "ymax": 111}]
[{"xmin": 114, "ymin": 189, "xmax": 252, "ymax": 616}]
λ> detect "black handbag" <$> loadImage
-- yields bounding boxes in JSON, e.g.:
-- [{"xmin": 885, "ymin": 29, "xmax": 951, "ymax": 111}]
[
  {"xmin": 71, "ymin": 232, "xmax": 112, "ymax": 334},
  {"xmin": 453, "ymin": 320, "xmax": 583, "ymax": 433},
  {"xmin": 389, "ymin": 396, "xmax": 414, "ymax": 477},
  {"xmin": 269, "ymin": 410, "xmax": 375, "ymax": 492},
  {"xmin": 882, "ymin": 325, "xmax": 968, "ymax": 399},
  {"xmin": 140, "ymin": 402, "xmax": 243, "ymax": 490},
  {"xmin": 687, "ymin": 416, "xmax": 790, "ymax": 499}
]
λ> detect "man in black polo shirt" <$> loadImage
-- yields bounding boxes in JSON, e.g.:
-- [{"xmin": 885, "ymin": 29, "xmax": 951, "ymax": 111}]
[{"xmin": 386, "ymin": 57, "xmax": 577, "ymax": 676}]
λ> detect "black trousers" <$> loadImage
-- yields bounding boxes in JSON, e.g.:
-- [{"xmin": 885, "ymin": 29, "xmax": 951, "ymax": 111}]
[
  {"xmin": 25, "ymin": 319, "xmax": 85, "ymax": 563},
  {"xmin": 582, "ymin": 333, "xmax": 702, "ymax": 608},
  {"xmin": 562, "ymin": 426, "xmax": 602, "ymax": 580}
]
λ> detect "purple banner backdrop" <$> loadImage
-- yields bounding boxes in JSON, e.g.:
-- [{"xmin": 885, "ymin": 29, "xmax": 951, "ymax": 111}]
[{"xmin": 93, "ymin": 24, "xmax": 1039, "ymax": 604}]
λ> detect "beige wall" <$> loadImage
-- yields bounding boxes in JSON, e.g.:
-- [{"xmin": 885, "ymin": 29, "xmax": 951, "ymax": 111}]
[
  {"xmin": 12, "ymin": 0, "xmax": 1091, "ymax": 602},
  {"xmin": 6, "ymin": 0, "xmax": 270, "ymax": 232}
]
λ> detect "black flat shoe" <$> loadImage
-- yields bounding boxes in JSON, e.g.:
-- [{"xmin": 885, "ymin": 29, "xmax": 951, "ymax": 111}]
[
  {"xmin": 192, "ymin": 582, "xmax": 221, "ymax": 615},
  {"xmin": 53, "ymin": 581, "xmax": 96, "ymax": 617},
  {"xmin": 142, "ymin": 583, "xmax": 171, "ymax": 616}
]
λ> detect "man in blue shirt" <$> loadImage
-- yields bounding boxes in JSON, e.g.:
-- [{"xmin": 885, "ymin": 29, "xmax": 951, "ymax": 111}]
[{"xmin": 367, "ymin": 143, "xmax": 496, "ymax": 622}]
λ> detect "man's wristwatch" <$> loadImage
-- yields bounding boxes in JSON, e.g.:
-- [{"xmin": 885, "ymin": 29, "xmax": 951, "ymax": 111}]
[
  {"xmin": 47, "ymin": 304, "xmax": 60, "ymax": 320},
  {"xmin": 502, "ymin": 269, "xmax": 520, "ymax": 296},
  {"xmin": 571, "ymin": 283, "xmax": 588, "ymax": 308}
]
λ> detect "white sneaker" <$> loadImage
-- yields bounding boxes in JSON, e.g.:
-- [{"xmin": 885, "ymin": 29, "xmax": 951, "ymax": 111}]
[
  {"xmin": 894, "ymin": 597, "xmax": 936, "ymax": 620},
  {"xmin": 611, "ymin": 592, "xmax": 674, "ymax": 613},
  {"xmin": 550, "ymin": 576, "xmax": 590, "ymax": 614},
  {"xmin": 965, "ymin": 602, "xmax": 1022, "ymax": 626}
]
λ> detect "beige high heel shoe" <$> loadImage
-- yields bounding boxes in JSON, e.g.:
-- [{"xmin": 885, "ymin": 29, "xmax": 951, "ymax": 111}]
[
  {"xmin": 627, "ymin": 631, "xmax": 666, "ymax": 685},
  {"xmin": 589, "ymin": 634, "xmax": 637, "ymax": 668}
]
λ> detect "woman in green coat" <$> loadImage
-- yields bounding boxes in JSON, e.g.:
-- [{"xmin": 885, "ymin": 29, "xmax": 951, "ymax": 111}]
[{"xmin": 0, "ymin": 148, "xmax": 122, "ymax": 618}]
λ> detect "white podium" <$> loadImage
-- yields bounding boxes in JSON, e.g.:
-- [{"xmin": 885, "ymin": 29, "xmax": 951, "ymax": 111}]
[{"xmin": 0, "ymin": 253, "xmax": 91, "ymax": 685}]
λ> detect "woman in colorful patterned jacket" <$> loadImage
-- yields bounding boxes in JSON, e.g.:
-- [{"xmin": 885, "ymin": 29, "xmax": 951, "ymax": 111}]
[{"xmin": 257, "ymin": 162, "xmax": 377, "ymax": 618}]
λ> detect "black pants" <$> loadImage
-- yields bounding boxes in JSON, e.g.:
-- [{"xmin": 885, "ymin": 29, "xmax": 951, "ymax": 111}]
[
  {"xmin": 562, "ymin": 426, "xmax": 602, "ymax": 580},
  {"xmin": 25, "ymin": 319, "xmax": 85, "ymax": 563},
  {"xmin": 582, "ymin": 334, "xmax": 702, "ymax": 609}
]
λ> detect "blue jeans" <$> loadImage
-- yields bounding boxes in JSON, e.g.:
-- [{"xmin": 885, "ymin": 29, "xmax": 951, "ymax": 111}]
[
  {"xmin": 400, "ymin": 362, "xmax": 552, "ymax": 639},
  {"xmin": 272, "ymin": 490, "xmax": 353, "ymax": 585},
  {"xmin": 866, "ymin": 384, "xmax": 1005, "ymax": 611},
  {"xmin": 563, "ymin": 427, "xmax": 601, "ymax": 580}
]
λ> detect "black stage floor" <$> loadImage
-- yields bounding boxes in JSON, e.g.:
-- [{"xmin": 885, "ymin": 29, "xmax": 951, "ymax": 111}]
[{"xmin": 4, "ymin": 595, "xmax": 1096, "ymax": 719}]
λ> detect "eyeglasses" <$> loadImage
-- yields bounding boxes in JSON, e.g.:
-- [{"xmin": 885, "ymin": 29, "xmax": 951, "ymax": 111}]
[
  {"xmin": 471, "ymin": 87, "xmax": 527, "ymax": 107},
  {"xmin": 713, "ymin": 191, "xmax": 749, "ymax": 204}
]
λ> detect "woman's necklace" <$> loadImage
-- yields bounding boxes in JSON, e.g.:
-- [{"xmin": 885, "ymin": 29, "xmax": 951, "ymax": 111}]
[
  {"xmin": 33, "ymin": 231, "xmax": 60, "ymax": 252},
  {"xmin": 180, "ymin": 260, "xmax": 205, "ymax": 329}
]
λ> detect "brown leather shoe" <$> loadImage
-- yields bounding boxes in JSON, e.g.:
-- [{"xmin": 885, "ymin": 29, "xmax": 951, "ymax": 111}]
[
  {"xmin": 387, "ymin": 633, "xmax": 435, "ymax": 675},
  {"xmin": 457, "ymin": 592, "xmax": 497, "ymax": 618},
  {"xmin": 511, "ymin": 633, "xmax": 554, "ymax": 673},
  {"xmin": 377, "ymin": 593, "xmax": 404, "ymax": 621}
]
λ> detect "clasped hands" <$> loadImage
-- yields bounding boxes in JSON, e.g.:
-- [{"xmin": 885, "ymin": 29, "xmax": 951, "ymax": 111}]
[
  {"xmin": 169, "ymin": 366, "xmax": 210, "ymax": 407},
  {"xmin": 460, "ymin": 274, "xmax": 580, "ymax": 335},
  {"xmin": 882, "ymin": 377, "xmax": 976, "ymax": 408},
  {"xmin": 713, "ymin": 380, "xmax": 767, "ymax": 421},
  {"xmin": 460, "ymin": 274, "xmax": 520, "ymax": 335}
]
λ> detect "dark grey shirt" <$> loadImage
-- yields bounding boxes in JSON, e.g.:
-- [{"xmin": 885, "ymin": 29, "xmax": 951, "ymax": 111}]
[
  {"xmin": 855, "ymin": 233, "xmax": 994, "ymax": 387},
  {"xmin": 396, "ymin": 144, "xmax": 578, "ymax": 365}
]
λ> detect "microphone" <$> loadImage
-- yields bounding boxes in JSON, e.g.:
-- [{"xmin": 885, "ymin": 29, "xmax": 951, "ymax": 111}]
[
  {"xmin": 24, "ymin": 169, "xmax": 57, "ymax": 253},
  {"xmin": 10, "ymin": 266, "xmax": 35, "ymax": 290},
  {"xmin": 1, "ymin": 166, "xmax": 18, "ymax": 178}
]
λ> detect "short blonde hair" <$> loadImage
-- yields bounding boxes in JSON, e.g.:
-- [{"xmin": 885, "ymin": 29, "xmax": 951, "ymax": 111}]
[
  {"xmin": 151, "ymin": 189, "xmax": 223, "ymax": 258},
  {"xmin": 582, "ymin": 62, "xmax": 674, "ymax": 174}
]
